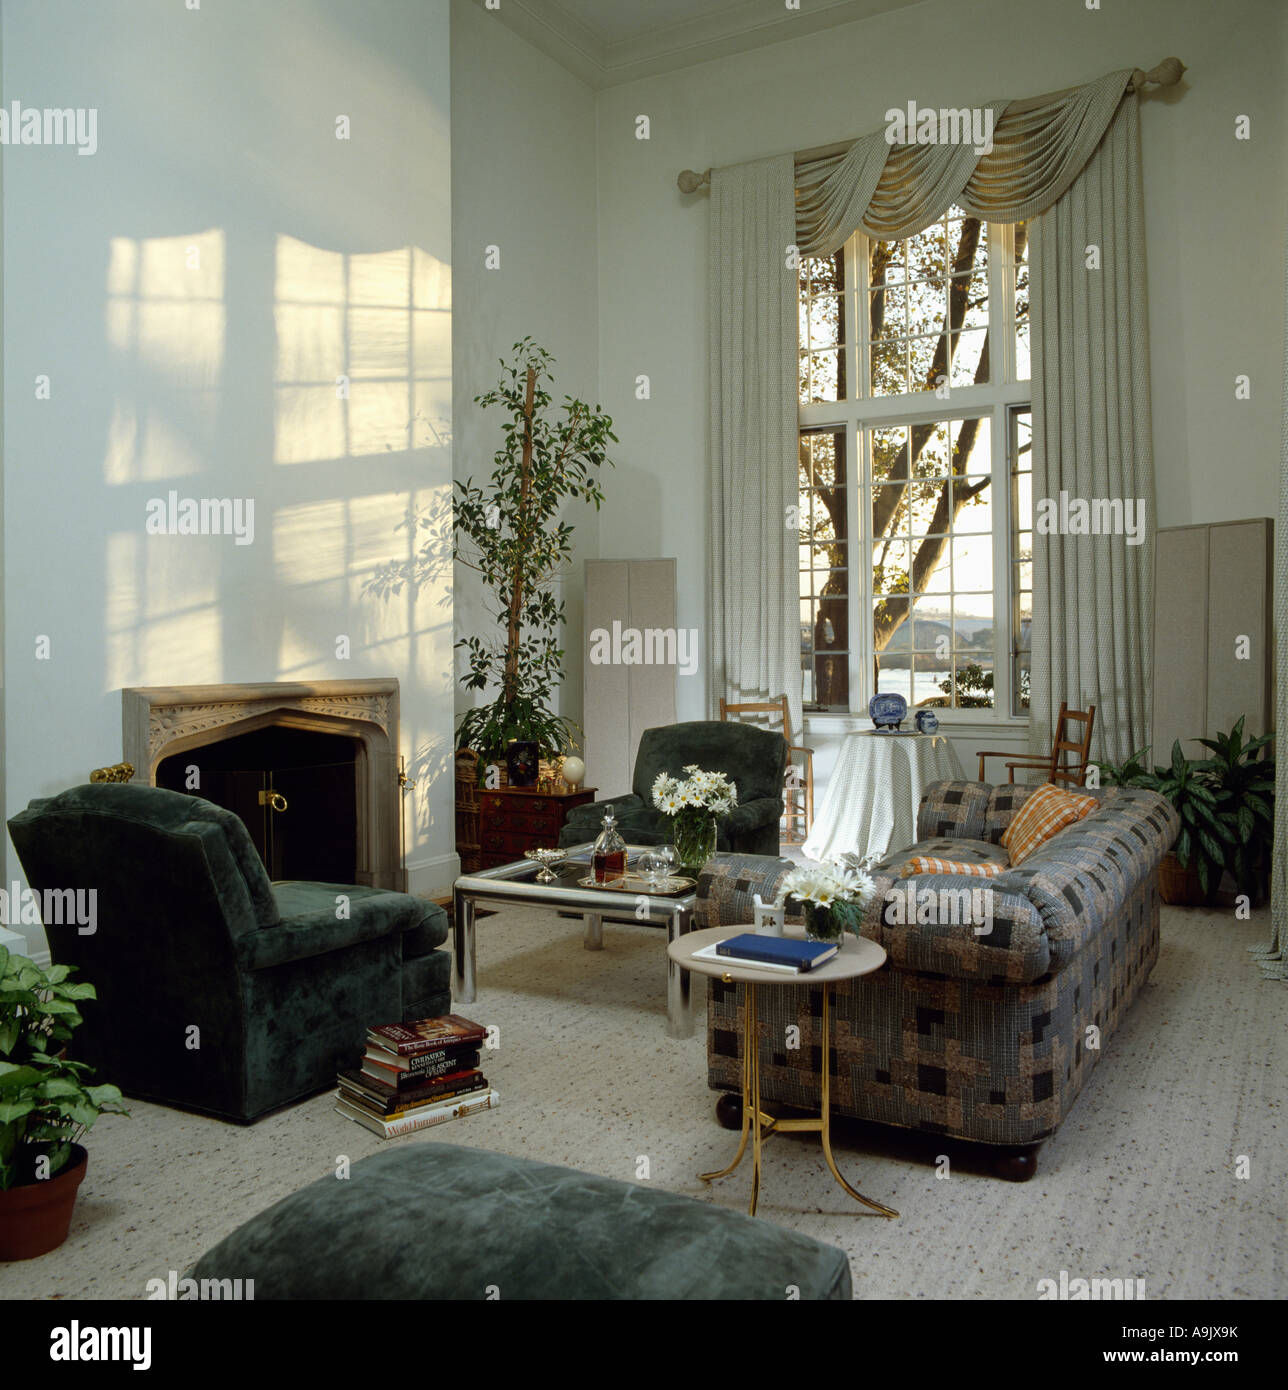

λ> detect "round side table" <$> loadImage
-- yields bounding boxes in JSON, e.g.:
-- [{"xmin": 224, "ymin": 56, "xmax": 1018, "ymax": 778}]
[{"xmin": 668, "ymin": 925, "xmax": 899, "ymax": 1220}]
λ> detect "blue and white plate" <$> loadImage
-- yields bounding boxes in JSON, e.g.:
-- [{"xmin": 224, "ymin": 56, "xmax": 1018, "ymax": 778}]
[{"xmin": 868, "ymin": 692, "xmax": 908, "ymax": 730}]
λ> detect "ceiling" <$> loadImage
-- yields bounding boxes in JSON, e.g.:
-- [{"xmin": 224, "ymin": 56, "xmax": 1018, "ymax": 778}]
[{"xmin": 493, "ymin": 0, "xmax": 929, "ymax": 89}]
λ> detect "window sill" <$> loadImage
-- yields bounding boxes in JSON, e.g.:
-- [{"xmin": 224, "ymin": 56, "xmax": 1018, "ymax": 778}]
[{"xmin": 803, "ymin": 712, "xmax": 1031, "ymax": 732}]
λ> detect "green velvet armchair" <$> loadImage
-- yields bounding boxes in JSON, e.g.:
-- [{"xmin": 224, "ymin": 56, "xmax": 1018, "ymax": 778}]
[
  {"xmin": 7, "ymin": 783, "xmax": 451, "ymax": 1123},
  {"xmin": 559, "ymin": 720, "xmax": 786, "ymax": 856}
]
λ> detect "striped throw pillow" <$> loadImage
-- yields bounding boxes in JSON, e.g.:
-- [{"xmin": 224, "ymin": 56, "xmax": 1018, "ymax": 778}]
[
  {"xmin": 900, "ymin": 856, "xmax": 1005, "ymax": 878},
  {"xmin": 1000, "ymin": 783, "xmax": 1098, "ymax": 865}
]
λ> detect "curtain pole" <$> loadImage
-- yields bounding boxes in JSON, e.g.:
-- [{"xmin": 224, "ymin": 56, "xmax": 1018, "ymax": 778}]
[{"xmin": 675, "ymin": 56, "xmax": 1185, "ymax": 193}]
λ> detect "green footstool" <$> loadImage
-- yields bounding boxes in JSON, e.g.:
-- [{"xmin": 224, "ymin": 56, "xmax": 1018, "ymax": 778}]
[{"xmin": 192, "ymin": 1143, "xmax": 852, "ymax": 1300}]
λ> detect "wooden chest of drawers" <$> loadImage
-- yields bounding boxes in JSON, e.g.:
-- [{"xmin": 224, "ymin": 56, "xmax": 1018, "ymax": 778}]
[{"xmin": 472, "ymin": 785, "xmax": 597, "ymax": 872}]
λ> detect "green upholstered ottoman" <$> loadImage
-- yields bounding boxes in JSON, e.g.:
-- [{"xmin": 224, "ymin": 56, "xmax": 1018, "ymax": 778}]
[{"xmin": 192, "ymin": 1143, "xmax": 852, "ymax": 1300}]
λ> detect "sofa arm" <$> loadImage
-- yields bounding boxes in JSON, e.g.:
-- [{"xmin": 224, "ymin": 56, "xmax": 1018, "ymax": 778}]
[
  {"xmin": 695, "ymin": 853, "xmax": 797, "ymax": 929},
  {"xmin": 238, "ymin": 883, "xmax": 441, "ymax": 972},
  {"xmin": 872, "ymin": 876, "xmax": 1051, "ymax": 984}
]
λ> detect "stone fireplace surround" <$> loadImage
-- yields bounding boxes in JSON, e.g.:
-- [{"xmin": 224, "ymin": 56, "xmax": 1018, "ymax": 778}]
[{"xmin": 121, "ymin": 679, "xmax": 405, "ymax": 891}]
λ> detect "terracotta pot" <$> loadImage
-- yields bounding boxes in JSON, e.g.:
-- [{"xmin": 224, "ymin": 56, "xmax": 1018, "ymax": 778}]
[
  {"xmin": 1158, "ymin": 852, "xmax": 1211, "ymax": 907},
  {"xmin": 0, "ymin": 1144, "xmax": 87, "ymax": 1261}
]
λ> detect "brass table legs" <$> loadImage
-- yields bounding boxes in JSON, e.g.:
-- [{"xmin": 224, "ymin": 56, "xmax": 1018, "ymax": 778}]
[{"xmin": 700, "ymin": 980, "xmax": 899, "ymax": 1220}]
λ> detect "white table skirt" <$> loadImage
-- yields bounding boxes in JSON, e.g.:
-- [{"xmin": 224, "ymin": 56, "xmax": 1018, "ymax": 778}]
[{"xmin": 802, "ymin": 731, "xmax": 966, "ymax": 865}]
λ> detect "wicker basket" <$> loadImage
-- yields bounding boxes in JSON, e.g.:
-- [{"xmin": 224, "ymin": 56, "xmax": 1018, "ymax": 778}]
[{"xmin": 1157, "ymin": 852, "xmax": 1209, "ymax": 906}]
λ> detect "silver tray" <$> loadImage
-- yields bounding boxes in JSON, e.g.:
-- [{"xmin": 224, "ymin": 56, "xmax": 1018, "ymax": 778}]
[{"xmin": 576, "ymin": 873, "xmax": 696, "ymax": 896}]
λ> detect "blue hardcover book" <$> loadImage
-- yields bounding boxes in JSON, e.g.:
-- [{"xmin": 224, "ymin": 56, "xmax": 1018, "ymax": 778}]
[{"xmin": 715, "ymin": 933, "xmax": 838, "ymax": 971}]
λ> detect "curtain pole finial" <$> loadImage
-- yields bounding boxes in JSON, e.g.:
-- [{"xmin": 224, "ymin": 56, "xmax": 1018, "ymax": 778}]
[{"xmin": 678, "ymin": 168, "xmax": 711, "ymax": 194}]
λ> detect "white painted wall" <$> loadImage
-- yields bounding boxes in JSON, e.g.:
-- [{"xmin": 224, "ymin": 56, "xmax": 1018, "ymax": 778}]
[
  {"xmin": 2, "ymin": 0, "xmax": 454, "ymax": 954},
  {"xmin": 449, "ymin": 0, "xmax": 600, "ymax": 739},
  {"xmin": 591, "ymin": 0, "xmax": 1285, "ymax": 775}
]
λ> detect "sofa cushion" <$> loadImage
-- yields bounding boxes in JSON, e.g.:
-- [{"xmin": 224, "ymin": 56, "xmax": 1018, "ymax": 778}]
[
  {"xmin": 916, "ymin": 780, "xmax": 991, "ymax": 841},
  {"xmin": 1001, "ymin": 783, "xmax": 1099, "ymax": 864},
  {"xmin": 191, "ymin": 1143, "xmax": 853, "ymax": 1300}
]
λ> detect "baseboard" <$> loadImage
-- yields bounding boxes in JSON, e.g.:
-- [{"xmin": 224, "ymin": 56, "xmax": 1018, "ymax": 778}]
[{"xmin": 406, "ymin": 851, "xmax": 460, "ymax": 900}]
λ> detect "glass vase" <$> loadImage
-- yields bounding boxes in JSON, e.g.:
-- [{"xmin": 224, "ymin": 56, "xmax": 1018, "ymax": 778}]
[
  {"xmin": 801, "ymin": 901, "xmax": 844, "ymax": 943},
  {"xmin": 672, "ymin": 811, "xmax": 717, "ymax": 875}
]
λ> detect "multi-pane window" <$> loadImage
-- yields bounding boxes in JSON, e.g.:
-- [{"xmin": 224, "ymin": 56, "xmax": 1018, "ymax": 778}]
[
  {"xmin": 1010, "ymin": 407, "xmax": 1033, "ymax": 713},
  {"xmin": 799, "ymin": 429, "xmax": 849, "ymax": 709},
  {"xmin": 797, "ymin": 208, "xmax": 1031, "ymax": 718}
]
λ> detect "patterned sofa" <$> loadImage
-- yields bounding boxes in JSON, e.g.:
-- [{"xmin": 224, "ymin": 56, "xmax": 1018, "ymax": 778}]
[{"xmin": 698, "ymin": 780, "xmax": 1179, "ymax": 1179}]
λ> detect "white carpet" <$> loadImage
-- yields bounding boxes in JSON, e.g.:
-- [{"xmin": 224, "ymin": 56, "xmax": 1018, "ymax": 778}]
[{"xmin": 3, "ymin": 901, "xmax": 1284, "ymax": 1300}]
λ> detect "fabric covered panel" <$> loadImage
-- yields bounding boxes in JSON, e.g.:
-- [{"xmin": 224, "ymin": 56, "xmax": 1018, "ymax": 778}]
[
  {"xmin": 192, "ymin": 1143, "xmax": 852, "ymax": 1300},
  {"xmin": 916, "ymin": 780, "xmax": 990, "ymax": 842},
  {"xmin": 707, "ymin": 867, "xmax": 1161, "ymax": 1147}
]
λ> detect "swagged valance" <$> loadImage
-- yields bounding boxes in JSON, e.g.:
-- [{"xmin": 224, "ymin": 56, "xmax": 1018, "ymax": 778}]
[{"xmin": 791, "ymin": 59, "xmax": 1184, "ymax": 252}]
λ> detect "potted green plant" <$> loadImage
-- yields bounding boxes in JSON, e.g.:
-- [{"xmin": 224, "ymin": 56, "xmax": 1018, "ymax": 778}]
[
  {"xmin": 1089, "ymin": 746, "xmax": 1154, "ymax": 789},
  {"xmin": 0, "ymin": 945, "xmax": 126, "ymax": 1260},
  {"xmin": 453, "ymin": 339, "xmax": 615, "ymax": 782},
  {"xmin": 1145, "ymin": 740, "xmax": 1234, "ymax": 905},
  {"xmin": 1193, "ymin": 717, "xmax": 1275, "ymax": 902}
]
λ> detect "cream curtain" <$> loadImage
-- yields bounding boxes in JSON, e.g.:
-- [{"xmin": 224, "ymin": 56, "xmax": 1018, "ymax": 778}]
[
  {"xmin": 796, "ymin": 69, "xmax": 1134, "ymax": 251},
  {"xmin": 706, "ymin": 154, "xmax": 803, "ymax": 739},
  {"xmin": 786, "ymin": 65, "xmax": 1158, "ymax": 759},
  {"xmin": 1250, "ymin": 219, "xmax": 1287, "ymax": 981},
  {"xmin": 1027, "ymin": 96, "xmax": 1154, "ymax": 764}
]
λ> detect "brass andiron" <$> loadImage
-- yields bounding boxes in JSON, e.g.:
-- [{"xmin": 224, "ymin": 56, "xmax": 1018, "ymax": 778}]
[{"xmin": 90, "ymin": 762, "xmax": 135, "ymax": 783}]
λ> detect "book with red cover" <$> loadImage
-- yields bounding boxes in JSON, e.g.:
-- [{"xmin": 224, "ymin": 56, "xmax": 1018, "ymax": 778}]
[
  {"xmin": 337, "ymin": 1068, "xmax": 487, "ymax": 1117},
  {"xmin": 367, "ymin": 1014, "xmax": 487, "ymax": 1057},
  {"xmin": 361, "ymin": 1048, "xmax": 482, "ymax": 1087}
]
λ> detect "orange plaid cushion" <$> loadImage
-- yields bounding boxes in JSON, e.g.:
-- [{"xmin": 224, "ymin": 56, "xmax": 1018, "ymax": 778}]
[
  {"xmin": 1000, "ymin": 783, "xmax": 1098, "ymax": 865},
  {"xmin": 900, "ymin": 856, "xmax": 1004, "ymax": 878}
]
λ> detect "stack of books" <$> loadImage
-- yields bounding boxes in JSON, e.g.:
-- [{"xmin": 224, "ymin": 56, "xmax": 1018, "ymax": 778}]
[
  {"xmin": 335, "ymin": 1013, "xmax": 499, "ymax": 1138},
  {"xmin": 691, "ymin": 933, "xmax": 840, "ymax": 974}
]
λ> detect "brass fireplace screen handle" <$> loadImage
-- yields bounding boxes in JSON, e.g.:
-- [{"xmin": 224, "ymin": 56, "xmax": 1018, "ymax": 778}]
[
  {"xmin": 258, "ymin": 790, "xmax": 289, "ymax": 813},
  {"xmin": 90, "ymin": 762, "xmax": 135, "ymax": 783}
]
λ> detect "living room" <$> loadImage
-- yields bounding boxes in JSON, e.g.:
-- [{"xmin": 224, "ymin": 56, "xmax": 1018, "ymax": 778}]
[{"xmin": 0, "ymin": 0, "xmax": 1283, "ymax": 1340}]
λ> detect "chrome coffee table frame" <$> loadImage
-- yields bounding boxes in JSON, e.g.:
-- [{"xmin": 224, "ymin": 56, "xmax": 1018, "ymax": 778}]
[{"xmin": 451, "ymin": 845, "xmax": 697, "ymax": 1039}]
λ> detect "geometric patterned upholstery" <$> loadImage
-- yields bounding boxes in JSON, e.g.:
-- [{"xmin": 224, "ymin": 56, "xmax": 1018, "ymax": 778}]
[{"xmin": 703, "ymin": 780, "xmax": 1179, "ymax": 1151}]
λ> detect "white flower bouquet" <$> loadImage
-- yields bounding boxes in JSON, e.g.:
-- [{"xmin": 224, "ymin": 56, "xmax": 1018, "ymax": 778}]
[
  {"xmin": 652, "ymin": 765, "xmax": 738, "ymax": 871},
  {"xmin": 776, "ymin": 860, "xmax": 876, "ymax": 941}
]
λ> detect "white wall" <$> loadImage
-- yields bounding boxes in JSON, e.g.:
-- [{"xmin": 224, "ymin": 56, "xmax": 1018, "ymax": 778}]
[
  {"xmin": 591, "ymin": 0, "xmax": 1285, "ymax": 772},
  {"xmin": 449, "ymin": 0, "xmax": 600, "ymax": 738},
  {"xmin": 2, "ymin": 0, "xmax": 455, "ymax": 953}
]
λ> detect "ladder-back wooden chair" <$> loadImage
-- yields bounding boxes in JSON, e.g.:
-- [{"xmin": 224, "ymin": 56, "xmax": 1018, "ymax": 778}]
[
  {"xmin": 718, "ymin": 696, "xmax": 814, "ymax": 844},
  {"xmin": 977, "ymin": 702, "xmax": 1096, "ymax": 787}
]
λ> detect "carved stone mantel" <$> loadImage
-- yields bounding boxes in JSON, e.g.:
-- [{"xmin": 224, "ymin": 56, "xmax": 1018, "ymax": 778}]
[{"xmin": 121, "ymin": 679, "xmax": 404, "ymax": 890}]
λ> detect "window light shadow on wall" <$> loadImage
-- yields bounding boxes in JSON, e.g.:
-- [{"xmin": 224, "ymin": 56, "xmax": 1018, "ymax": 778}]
[
  {"xmin": 104, "ymin": 230, "xmax": 226, "ymax": 484},
  {"xmin": 274, "ymin": 235, "xmax": 450, "ymax": 464}
]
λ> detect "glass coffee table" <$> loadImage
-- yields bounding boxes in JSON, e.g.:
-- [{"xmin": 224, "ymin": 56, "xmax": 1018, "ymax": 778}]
[{"xmin": 451, "ymin": 846, "xmax": 698, "ymax": 1038}]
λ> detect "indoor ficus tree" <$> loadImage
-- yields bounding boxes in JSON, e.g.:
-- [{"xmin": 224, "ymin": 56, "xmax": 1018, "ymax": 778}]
[{"xmin": 454, "ymin": 338, "xmax": 616, "ymax": 760}]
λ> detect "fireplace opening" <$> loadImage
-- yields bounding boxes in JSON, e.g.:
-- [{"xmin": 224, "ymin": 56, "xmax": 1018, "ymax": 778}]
[{"xmin": 157, "ymin": 725, "xmax": 360, "ymax": 883}]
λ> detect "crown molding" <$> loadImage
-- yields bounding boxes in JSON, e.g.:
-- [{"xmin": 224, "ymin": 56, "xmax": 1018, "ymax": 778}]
[{"xmin": 489, "ymin": 0, "xmax": 929, "ymax": 90}]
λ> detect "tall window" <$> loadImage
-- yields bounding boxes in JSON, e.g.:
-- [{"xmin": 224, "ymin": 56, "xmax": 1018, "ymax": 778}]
[{"xmin": 798, "ymin": 208, "xmax": 1032, "ymax": 718}]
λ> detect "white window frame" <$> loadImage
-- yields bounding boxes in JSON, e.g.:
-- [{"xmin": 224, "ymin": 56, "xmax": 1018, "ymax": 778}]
[{"xmin": 799, "ymin": 220, "xmax": 1030, "ymax": 726}]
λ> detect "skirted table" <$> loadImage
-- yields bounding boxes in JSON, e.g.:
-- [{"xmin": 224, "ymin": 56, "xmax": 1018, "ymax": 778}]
[{"xmin": 802, "ymin": 730, "xmax": 964, "ymax": 864}]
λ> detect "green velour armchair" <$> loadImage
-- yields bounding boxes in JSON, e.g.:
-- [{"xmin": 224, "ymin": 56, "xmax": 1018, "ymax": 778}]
[
  {"xmin": 7, "ymin": 783, "xmax": 451, "ymax": 1123},
  {"xmin": 559, "ymin": 721, "xmax": 787, "ymax": 857}
]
